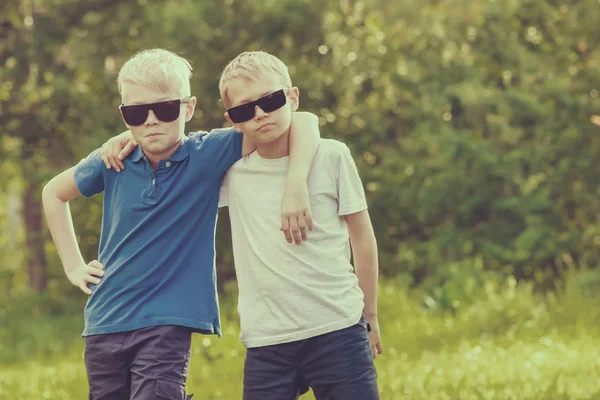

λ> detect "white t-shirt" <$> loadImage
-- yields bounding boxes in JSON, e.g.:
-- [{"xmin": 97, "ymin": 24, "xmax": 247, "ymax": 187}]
[{"xmin": 219, "ymin": 139, "xmax": 367, "ymax": 348}]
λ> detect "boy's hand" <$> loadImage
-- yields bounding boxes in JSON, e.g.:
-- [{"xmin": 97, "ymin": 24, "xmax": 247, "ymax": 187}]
[
  {"xmin": 67, "ymin": 260, "xmax": 104, "ymax": 295},
  {"xmin": 366, "ymin": 316, "xmax": 383, "ymax": 360},
  {"xmin": 592, "ymin": 115, "xmax": 600, "ymax": 127},
  {"xmin": 281, "ymin": 177, "xmax": 313, "ymax": 245},
  {"xmin": 100, "ymin": 130, "xmax": 137, "ymax": 172}
]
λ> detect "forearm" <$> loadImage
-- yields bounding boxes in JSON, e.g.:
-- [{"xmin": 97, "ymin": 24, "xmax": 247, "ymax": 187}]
[
  {"xmin": 287, "ymin": 112, "xmax": 320, "ymax": 181},
  {"xmin": 353, "ymin": 236, "xmax": 379, "ymax": 319},
  {"xmin": 42, "ymin": 191, "xmax": 85, "ymax": 276}
]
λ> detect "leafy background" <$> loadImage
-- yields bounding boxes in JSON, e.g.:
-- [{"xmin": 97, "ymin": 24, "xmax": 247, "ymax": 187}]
[{"xmin": 1, "ymin": 0, "xmax": 600, "ymax": 398}]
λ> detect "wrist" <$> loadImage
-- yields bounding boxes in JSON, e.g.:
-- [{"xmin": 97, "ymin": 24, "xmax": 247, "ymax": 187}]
[
  {"xmin": 285, "ymin": 171, "xmax": 306, "ymax": 183},
  {"xmin": 65, "ymin": 259, "xmax": 84, "ymax": 276}
]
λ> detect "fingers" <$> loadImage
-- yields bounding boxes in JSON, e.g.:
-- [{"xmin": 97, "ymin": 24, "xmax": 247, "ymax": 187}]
[
  {"xmin": 100, "ymin": 144, "xmax": 111, "ymax": 169},
  {"xmin": 107, "ymin": 154, "xmax": 121, "ymax": 172},
  {"xmin": 108, "ymin": 139, "xmax": 119, "ymax": 171},
  {"xmin": 281, "ymin": 211, "xmax": 313, "ymax": 244},
  {"xmin": 87, "ymin": 276, "xmax": 102, "ymax": 285},
  {"xmin": 300, "ymin": 226, "xmax": 307, "ymax": 242},
  {"xmin": 88, "ymin": 260, "xmax": 104, "ymax": 276},
  {"xmin": 297, "ymin": 216, "xmax": 308, "ymax": 242},
  {"xmin": 281, "ymin": 216, "xmax": 293, "ymax": 243},
  {"xmin": 370, "ymin": 341, "xmax": 382, "ymax": 360},
  {"xmin": 71, "ymin": 261, "xmax": 104, "ymax": 295},
  {"xmin": 79, "ymin": 282, "xmax": 92, "ymax": 295},
  {"xmin": 101, "ymin": 138, "xmax": 133, "ymax": 172},
  {"xmin": 289, "ymin": 217, "xmax": 301, "ymax": 245},
  {"xmin": 119, "ymin": 140, "xmax": 137, "ymax": 161},
  {"xmin": 84, "ymin": 260, "xmax": 104, "ymax": 287},
  {"xmin": 115, "ymin": 154, "xmax": 125, "ymax": 171},
  {"xmin": 304, "ymin": 210, "xmax": 314, "ymax": 232}
]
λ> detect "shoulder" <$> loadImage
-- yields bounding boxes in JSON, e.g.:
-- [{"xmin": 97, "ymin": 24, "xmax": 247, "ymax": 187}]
[
  {"xmin": 315, "ymin": 139, "xmax": 353, "ymax": 163},
  {"xmin": 76, "ymin": 149, "xmax": 105, "ymax": 171}
]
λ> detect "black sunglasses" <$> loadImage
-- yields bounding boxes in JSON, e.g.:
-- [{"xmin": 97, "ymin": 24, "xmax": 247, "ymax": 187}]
[
  {"xmin": 227, "ymin": 89, "xmax": 288, "ymax": 123},
  {"xmin": 119, "ymin": 97, "xmax": 191, "ymax": 126}
]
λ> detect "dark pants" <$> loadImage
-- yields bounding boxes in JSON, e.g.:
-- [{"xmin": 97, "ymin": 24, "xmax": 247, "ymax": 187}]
[
  {"xmin": 243, "ymin": 317, "xmax": 379, "ymax": 400},
  {"xmin": 85, "ymin": 325, "xmax": 193, "ymax": 400}
]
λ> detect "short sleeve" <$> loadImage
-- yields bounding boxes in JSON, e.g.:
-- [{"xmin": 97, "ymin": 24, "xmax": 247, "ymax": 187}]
[
  {"xmin": 74, "ymin": 149, "xmax": 105, "ymax": 197},
  {"xmin": 337, "ymin": 144, "xmax": 368, "ymax": 216},
  {"xmin": 189, "ymin": 128, "xmax": 243, "ymax": 175},
  {"xmin": 218, "ymin": 172, "xmax": 229, "ymax": 208}
]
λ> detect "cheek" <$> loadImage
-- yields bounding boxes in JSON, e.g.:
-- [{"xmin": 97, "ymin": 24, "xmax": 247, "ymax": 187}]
[
  {"xmin": 167, "ymin": 118, "xmax": 184, "ymax": 134},
  {"xmin": 277, "ymin": 108, "xmax": 293, "ymax": 126},
  {"xmin": 237, "ymin": 121, "xmax": 254, "ymax": 134},
  {"xmin": 129, "ymin": 127, "xmax": 144, "ymax": 140}
]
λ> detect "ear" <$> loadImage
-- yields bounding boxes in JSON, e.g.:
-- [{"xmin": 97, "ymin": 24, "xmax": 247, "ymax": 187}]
[
  {"xmin": 184, "ymin": 96, "xmax": 197, "ymax": 122},
  {"xmin": 288, "ymin": 87, "xmax": 300, "ymax": 111},
  {"xmin": 119, "ymin": 109, "xmax": 131, "ymax": 128},
  {"xmin": 224, "ymin": 111, "xmax": 239, "ymax": 129}
]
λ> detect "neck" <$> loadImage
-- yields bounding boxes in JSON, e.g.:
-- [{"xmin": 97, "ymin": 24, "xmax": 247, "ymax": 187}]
[{"xmin": 256, "ymin": 129, "xmax": 290, "ymax": 159}]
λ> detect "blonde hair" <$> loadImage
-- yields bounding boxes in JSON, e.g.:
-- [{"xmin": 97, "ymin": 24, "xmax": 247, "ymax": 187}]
[
  {"xmin": 219, "ymin": 51, "xmax": 292, "ymax": 107},
  {"xmin": 117, "ymin": 49, "xmax": 192, "ymax": 97}
]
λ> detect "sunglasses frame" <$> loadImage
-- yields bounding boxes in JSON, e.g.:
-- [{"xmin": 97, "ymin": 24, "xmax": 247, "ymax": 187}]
[
  {"xmin": 119, "ymin": 97, "xmax": 192, "ymax": 126},
  {"xmin": 226, "ymin": 89, "xmax": 289, "ymax": 124}
]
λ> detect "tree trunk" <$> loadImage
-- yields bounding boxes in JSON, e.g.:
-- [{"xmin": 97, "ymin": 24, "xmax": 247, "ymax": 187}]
[{"xmin": 23, "ymin": 179, "xmax": 47, "ymax": 292}]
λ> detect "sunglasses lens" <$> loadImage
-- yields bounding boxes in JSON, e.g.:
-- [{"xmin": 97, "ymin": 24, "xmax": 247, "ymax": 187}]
[
  {"xmin": 227, "ymin": 89, "xmax": 287, "ymax": 123},
  {"xmin": 228, "ymin": 104, "xmax": 256, "ymax": 124},
  {"xmin": 122, "ymin": 106, "xmax": 149, "ymax": 126},
  {"xmin": 121, "ymin": 100, "xmax": 182, "ymax": 126},
  {"xmin": 153, "ymin": 100, "xmax": 181, "ymax": 123},
  {"xmin": 258, "ymin": 90, "xmax": 287, "ymax": 113}
]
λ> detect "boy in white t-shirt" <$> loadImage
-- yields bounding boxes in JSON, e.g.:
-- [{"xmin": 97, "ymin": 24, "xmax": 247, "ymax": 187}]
[{"xmin": 218, "ymin": 51, "xmax": 382, "ymax": 400}]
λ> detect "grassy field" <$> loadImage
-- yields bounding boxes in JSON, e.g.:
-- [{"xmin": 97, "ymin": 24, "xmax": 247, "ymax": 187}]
[{"xmin": 2, "ymin": 274, "xmax": 600, "ymax": 399}]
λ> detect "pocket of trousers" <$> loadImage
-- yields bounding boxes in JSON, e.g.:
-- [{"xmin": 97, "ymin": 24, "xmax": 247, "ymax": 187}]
[{"xmin": 155, "ymin": 374, "xmax": 186, "ymax": 400}]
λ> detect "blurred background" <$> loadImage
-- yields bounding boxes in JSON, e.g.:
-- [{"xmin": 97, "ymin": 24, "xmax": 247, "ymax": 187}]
[{"xmin": 1, "ymin": 0, "xmax": 600, "ymax": 398}]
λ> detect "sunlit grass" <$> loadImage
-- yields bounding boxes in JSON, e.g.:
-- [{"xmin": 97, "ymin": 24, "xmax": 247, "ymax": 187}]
[{"xmin": 2, "ymin": 272, "xmax": 600, "ymax": 399}]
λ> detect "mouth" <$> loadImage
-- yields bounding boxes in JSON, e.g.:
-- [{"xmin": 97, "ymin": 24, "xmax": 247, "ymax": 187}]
[
  {"xmin": 257, "ymin": 123, "xmax": 274, "ymax": 132},
  {"xmin": 146, "ymin": 132, "xmax": 164, "ymax": 138}
]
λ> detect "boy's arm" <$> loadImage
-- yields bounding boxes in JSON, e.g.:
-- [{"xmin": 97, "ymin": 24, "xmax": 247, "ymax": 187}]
[
  {"xmin": 345, "ymin": 209, "xmax": 383, "ymax": 359},
  {"xmin": 100, "ymin": 130, "xmax": 137, "ymax": 172},
  {"xmin": 99, "ymin": 112, "xmax": 321, "ymax": 245},
  {"xmin": 280, "ymin": 111, "xmax": 320, "ymax": 244},
  {"xmin": 42, "ymin": 168, "xmax": 104, "ymax": 294}
]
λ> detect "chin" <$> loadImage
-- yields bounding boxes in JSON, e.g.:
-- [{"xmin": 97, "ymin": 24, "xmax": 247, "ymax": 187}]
[
  {"xmin": 143, "ymin": 142, "xmax": 168, "ymax": 154},
  {"xmin": 256, "ymin": 130, "xmax": 284, "ymax": 142}
]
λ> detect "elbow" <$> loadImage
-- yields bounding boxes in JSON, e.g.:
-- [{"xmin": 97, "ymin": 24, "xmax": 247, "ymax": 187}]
[
  {"xmin": 42, "ymin": 178, "xmax": 65, "ymax": 206},
  {"xmin": 308, "ymin": 113, "xmax": 320, "ymax": 138},
  {"xmin": 41, "ymin": 181, "xmax": 56, "ymax": 208}
]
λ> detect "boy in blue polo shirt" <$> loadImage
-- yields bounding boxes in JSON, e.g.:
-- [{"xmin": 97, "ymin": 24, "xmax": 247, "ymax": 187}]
[{"xmin": 41, "ymin": 48, "xmax": 319, "ymax": 400}]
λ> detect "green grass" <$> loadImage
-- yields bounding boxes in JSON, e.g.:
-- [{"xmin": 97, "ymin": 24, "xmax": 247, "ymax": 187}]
[{"xmin": 3, "ymin": 273, "xmax": 600, "ymax": 399}]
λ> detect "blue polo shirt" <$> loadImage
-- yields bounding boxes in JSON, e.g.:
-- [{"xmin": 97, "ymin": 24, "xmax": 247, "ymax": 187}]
[{"xmin": 74, "ymin": 128, "xmax": 243, "ymax": 337}]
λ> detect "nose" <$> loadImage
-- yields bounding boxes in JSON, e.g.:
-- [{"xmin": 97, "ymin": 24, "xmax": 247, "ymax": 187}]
[
  {"xmin": 254, "ymin": 105, "xmax": 267, "ymax": 120},
  {"xmin": 144, "ymin": 110, "xmax": 160, "ymax": 125}
]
